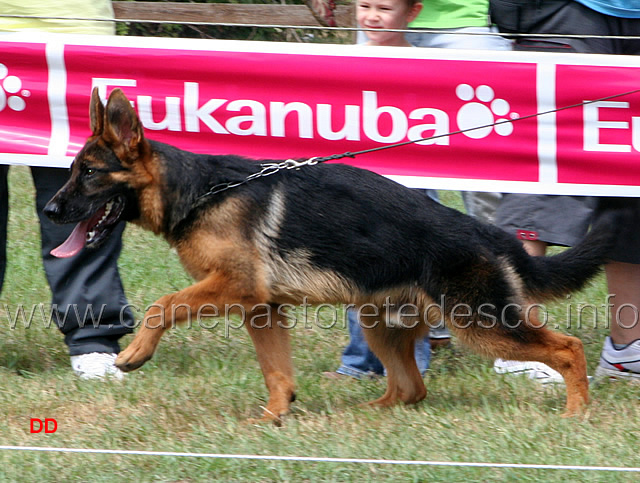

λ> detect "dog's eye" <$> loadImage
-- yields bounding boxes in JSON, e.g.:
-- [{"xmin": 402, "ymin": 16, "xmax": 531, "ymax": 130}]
[{"xmin": 86, "ymin": 167, "xmax": 96, "ymax": 176}]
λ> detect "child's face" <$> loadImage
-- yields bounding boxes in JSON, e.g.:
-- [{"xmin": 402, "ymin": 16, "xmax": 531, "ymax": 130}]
[{"xmin": 356, "ymin": 0, "xmax": 422, "ymax": 46}]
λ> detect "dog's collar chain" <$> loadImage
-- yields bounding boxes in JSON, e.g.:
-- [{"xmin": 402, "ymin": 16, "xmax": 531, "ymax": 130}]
[{"xmin": 196, "ymin": 156, "xmax": 331, "ymax": 205}]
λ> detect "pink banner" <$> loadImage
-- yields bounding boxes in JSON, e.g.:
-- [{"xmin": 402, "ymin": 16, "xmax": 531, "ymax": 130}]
[
  {"xmin": 1, "ymin": 33, "xmax": 639, "ymax": 195},
  {"xmin": 0, "ymin": 41, "xmax": 51, "ymax": 156}
]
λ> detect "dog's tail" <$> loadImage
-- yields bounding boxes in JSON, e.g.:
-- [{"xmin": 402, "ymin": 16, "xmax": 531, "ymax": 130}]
[{"xmin": 518, "ymin": 198, "xmax": 632, "ymax": 301}]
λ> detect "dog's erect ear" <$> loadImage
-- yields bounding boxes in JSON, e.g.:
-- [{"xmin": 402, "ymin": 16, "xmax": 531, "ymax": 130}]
[
  {"xmin": 102, "ymin": 88, "xmax": 145, "ymax": 160},
  {"xmin": 89, "ymin": 87, "xmax": 105, "ymax": 135}
]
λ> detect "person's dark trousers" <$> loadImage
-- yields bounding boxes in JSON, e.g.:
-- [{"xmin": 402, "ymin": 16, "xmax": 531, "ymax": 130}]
[
  {"xmin": 0, "ymin": 165, "xmax": 133, "ymax": 355},
  {"xmin": 489, "ymin": 0, "xmax": 640, "ymax": 54}
]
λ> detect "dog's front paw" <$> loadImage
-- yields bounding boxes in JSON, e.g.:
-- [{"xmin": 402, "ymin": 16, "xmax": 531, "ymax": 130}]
[
  {"xmin": 115, "ymin": 345, "xmax": 152, "ymax": 372},
  {"xmin": 245, "ymin": 415, "xmax": 284, "ymax": 427},
  {"xmin": 246, "ymin": 408, "xmax": 288, "ymax": 427}
]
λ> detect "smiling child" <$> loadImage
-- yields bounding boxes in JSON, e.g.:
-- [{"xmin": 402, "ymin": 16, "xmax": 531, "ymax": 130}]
[{"xmin": 356, "ymin": 0, "xmax": 423, "ymax": 47}]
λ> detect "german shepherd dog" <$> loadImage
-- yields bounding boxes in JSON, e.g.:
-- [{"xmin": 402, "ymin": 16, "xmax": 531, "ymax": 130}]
[{"xmin": 45, "ymin": 88, "xmax": 619, "ymax": 422}]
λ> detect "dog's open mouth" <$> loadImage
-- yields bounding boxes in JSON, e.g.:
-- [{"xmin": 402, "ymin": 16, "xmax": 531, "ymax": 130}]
[{"xmin": 50, "ymin": 196, "xmax": 125, "ymax": 258}]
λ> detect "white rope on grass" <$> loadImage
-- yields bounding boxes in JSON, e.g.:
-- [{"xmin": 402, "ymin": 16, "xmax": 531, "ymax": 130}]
[{"xmin": 0, "ymin": 445, "xmax": 639, "ymax": 472}]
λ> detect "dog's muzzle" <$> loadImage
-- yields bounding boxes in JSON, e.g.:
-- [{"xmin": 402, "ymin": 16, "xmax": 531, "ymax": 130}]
[{"xmin": 45, "ymin": 195, "xmax": 126, "ymax": 258}]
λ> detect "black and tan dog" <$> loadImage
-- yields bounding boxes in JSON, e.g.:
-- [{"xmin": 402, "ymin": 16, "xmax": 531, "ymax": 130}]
[{"xmin": 45, "ymin": 88, "xmax": 619, "ymax": 421}]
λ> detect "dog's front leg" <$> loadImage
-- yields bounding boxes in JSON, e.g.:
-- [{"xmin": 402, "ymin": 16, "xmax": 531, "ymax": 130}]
[
  {"xmin": 244, "ymin": 304, "xmax": 295, "ymax": 425},
  {"xmin": 116, "ymin": 272, "xmax": 265, "ymax": 372},
  {"xmin": 115, "ymin": 299, "xmax": 180, "ymax": 371}
]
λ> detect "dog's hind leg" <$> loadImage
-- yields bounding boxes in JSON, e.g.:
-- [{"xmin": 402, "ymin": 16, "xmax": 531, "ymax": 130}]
[
  {"xmin": 500, "ymin": 325, "xmax": 589, "ymax": 417},
  {"xmin": 359, "ymin": 312, "xmax": 427, "ymax": 407},
  {"xmin": 531, "ymin": 333, "xmax": 588, "ymax": 416},
  {"xmin": 453, "ymin": 308, "xmax": 589, "ymax": 416},
  {"xmin": 244, "ymin": 304, "xmax": 296, "ymax": 424}
]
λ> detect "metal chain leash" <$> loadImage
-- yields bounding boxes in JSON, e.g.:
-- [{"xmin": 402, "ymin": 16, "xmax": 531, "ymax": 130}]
[{"xmin": 195, "ymin": 157, "xmax": 322, "ymax": 204}]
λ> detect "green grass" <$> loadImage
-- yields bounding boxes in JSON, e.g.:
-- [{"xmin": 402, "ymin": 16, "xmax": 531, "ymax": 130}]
[{"xmin": 0, "ymin": 166, "xmax": 639, "ymax": 481}]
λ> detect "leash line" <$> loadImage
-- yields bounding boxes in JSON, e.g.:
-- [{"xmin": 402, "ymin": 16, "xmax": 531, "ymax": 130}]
[
  {"xmin": 311, "ymin": 88, "xmax": 640, "ymax": 163},
  {"xmin": 0, "ymin": 445, "xmax": 639, "ymax": 471},
  {"xmin": 196, "ymin": 87, "xmax": 640, "ymax": 202}
]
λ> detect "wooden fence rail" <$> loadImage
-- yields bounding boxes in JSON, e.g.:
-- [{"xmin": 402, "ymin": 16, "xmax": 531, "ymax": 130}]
[{"xmin": 112, "ymin": 1, "xmax": 355, "ymax": 27}]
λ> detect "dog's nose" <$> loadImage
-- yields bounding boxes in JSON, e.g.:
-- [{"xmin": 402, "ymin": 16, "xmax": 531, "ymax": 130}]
[{"xmin": 43, "ymin": 199, "xmax": 60, "ymax": 220}]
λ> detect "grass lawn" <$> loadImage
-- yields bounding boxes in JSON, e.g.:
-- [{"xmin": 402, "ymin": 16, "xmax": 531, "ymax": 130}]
[{"xmin": 0, "ymin": 166, "xmax": 639, "ymax": 481}]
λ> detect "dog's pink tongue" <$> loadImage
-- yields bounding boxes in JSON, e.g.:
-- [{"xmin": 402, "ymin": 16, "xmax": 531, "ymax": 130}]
[{"xmin": 50, "ymin": 220, "xmax": 91, "ymax": 258}]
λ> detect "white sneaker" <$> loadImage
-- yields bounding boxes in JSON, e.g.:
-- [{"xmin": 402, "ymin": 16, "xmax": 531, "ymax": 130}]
[
  {"xmin": 493, "ymin": 358, "xmax": 564, "ymax": 384},
  {"xmin": 70, "ymin": 352, "xmax": 124, "ymax": 380},
  {"xmin": 594, "ymin": 336, "xmax": 640, "ymax": 380}
]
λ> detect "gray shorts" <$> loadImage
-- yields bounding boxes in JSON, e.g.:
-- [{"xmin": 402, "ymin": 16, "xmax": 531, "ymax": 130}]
[
  {"xmin": 496, "ymin": 195, "xmax": 640, "ymax": 263},
  {"xmin": 489, "ymin": 0, "xmax": 640, "ymax": 55},
  {"xmin": 495, "ymin": 194, "xmax": 596, "ymax": 247}
]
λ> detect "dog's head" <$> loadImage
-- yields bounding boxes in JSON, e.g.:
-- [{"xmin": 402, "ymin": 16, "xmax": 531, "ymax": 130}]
[{"xmin": 44, "ymin": 88, "xmax": 146, "ymax": 258}]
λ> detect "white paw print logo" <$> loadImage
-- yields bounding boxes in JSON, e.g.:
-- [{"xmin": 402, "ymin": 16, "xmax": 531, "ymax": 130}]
[
  {"xmin": 456, "ymin": 84, "xmax": 517, "ymax": 139},
  {"xmin": 0, "ymin": 63, "xmax": 29, "ymax": 113}
]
